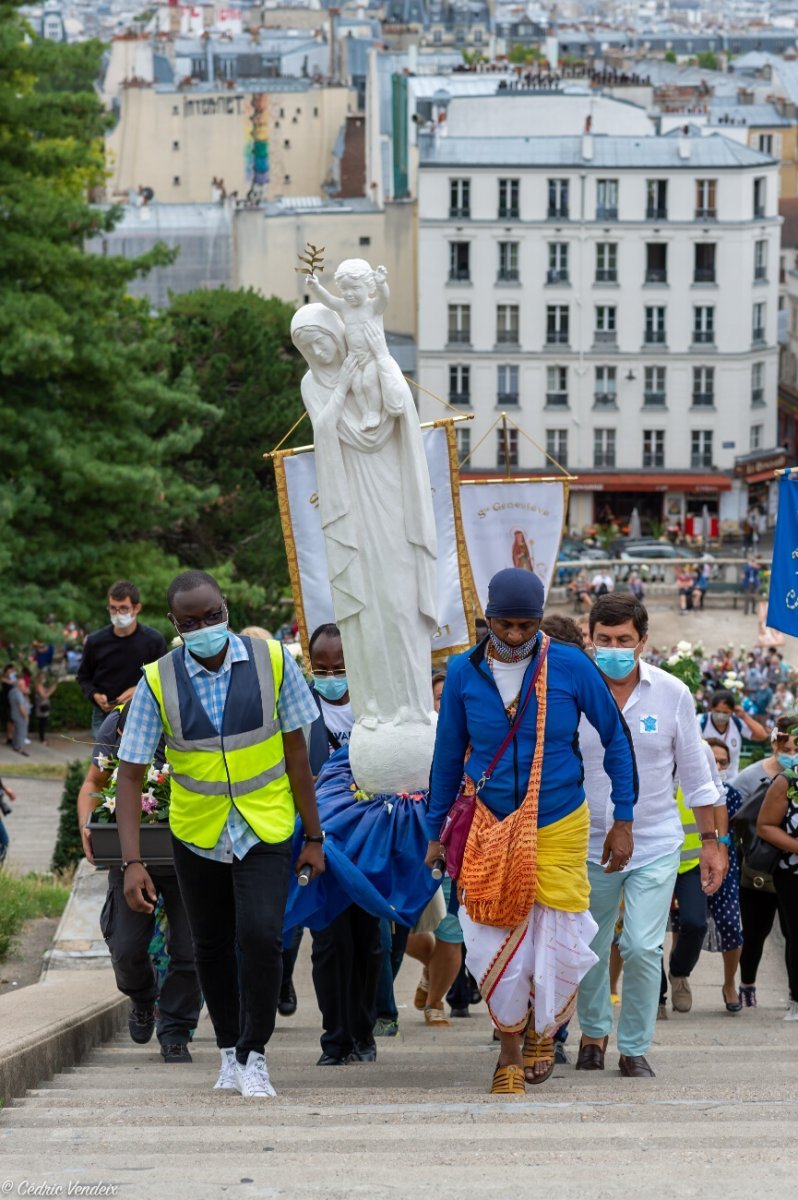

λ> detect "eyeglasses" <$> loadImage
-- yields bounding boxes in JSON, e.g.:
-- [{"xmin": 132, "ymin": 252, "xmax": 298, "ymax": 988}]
[
  {"xmin": 311, "ymin": 669, "xmax": 347, "ymax": 678},
  {"xmin": 108, "ymin": 606, "xmax": 134, "ymax": 616},
  {"xmin": 170, "ymin": 606, "xmax": 226, "ymax": 635}
]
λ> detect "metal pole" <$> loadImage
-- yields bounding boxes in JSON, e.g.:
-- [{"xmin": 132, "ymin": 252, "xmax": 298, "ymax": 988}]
[{"xmin": 501, "ymin": 412, "xmax": 511, "ymax": 479}]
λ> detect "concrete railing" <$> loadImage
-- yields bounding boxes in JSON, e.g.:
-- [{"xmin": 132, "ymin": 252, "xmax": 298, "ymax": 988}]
[{"xmin": 554, "ymin": 557, "xmax": 771, "ymax": 587}]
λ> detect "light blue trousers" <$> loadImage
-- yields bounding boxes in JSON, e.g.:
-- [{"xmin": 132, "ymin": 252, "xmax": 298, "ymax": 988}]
[{"xmin": 577, "ymin": 849, "xmax": 680, "ymax": 1057}]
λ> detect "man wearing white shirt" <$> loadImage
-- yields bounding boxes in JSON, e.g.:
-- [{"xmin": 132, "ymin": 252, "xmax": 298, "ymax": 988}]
[
  {"xmin": 576, "ymin": 595, "xmax": 724, "ymax": 1078},
  {"xmin": 591, "ymin": 571, "xmax": 614, "ymax": 598}
]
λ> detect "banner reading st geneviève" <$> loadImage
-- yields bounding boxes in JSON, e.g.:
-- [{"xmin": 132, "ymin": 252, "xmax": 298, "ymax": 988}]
[
  {"xmin": 274, "ymin": 422, "xmax": 475, "ymax": 660},
  {"xmin": 459, "ymin": 479, "xmax": 567, "ymax": 615}
]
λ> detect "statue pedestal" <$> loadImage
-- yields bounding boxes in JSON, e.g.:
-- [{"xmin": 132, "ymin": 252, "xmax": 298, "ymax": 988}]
[{"xmin": 349, "ymin": 717, "xmax": 437, "ymax": 796}]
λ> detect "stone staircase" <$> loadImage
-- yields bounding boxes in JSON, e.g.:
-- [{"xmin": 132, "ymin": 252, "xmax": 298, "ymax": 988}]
[{"xmin": 1, "ymin": 936, "xmax": 796, "ymax": 1199}]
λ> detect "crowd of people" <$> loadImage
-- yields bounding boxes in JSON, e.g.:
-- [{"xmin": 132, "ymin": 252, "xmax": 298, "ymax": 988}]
[{"xmin": 4, "ymin": 569, "xmax": 798, "ymax": 1100}]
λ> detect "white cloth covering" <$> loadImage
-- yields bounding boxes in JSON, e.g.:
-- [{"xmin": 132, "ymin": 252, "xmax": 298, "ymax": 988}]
[{"xmin": 459, "ymin": 903, "xmax": 599, "ymax": 1036}]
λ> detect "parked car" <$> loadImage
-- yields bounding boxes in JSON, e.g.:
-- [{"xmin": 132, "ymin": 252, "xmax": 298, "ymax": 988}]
[{"xmin": 558, "ymin": 537, "xmax": 607, "ymax": 562}]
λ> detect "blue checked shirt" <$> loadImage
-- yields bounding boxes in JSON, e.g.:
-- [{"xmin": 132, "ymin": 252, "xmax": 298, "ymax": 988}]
[{"xmin": 119, "ymin": 634, "xmax": 318, "ymax": 862}]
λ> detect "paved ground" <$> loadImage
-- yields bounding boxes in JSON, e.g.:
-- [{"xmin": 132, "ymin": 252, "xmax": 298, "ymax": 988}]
[
  {"xmin": 0, "ymin": 924, "xmax": 795, "ymax": 1199},
  {"xmin": 2, "ymin": 778, "xmax": 63, "ymax": 876}
]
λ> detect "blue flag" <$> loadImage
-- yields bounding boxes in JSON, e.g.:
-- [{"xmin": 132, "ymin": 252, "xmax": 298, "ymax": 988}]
[{"xmin": 767, "ymin": 475, "xmax": 798, "ymax": 636}]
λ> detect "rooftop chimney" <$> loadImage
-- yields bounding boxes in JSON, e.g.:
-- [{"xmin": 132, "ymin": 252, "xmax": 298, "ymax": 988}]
[
  {"xmin": 678, "ymin": 123, "xmax": 691, "ymax": 159},
  {"xmin": 582, "ymin": 115, "xmax": 594, "ymax": 161}
]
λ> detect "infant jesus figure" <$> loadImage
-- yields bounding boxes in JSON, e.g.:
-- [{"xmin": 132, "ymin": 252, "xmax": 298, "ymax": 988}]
[{"xmin": 307, "ymin": 258, "xmax": 390, "ymax": 431}]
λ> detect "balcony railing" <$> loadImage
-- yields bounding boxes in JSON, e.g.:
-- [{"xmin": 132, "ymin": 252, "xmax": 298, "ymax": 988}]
[
  {"xmin": 754, "ymin": 205, "xmax": 766, "ymax": 219},
  {"xmin": 753, "ymin": 328, "xmax": 766, "ymax": 344},
  {"xmin": 643, "ymin": 456, "xmax": 665, "ymax": 469},
  {"xmin": 593, "ymin": 392, "xmax": 618, "ymax": 408},
  {"xmin": 449, "ymin": 207, "xmax": 470, "ymax": 219},
  {"xmin": 498, "ymin": 206, "xmax": 520, "ymax": 220},
  {"xmin": 755, "ymin": 267, "xmax": 768, "ymax": 281},
  {"xmin": 545, "ymin": 392, "xmax": 568, "ymax": 407},
  {"xmin": 594, "ymin": 330, "xmax": 617, "ymax": 345},
  {"xmin": 644, "ymin": 392, "xmax": 666, "ymax": 407},
  {"xmin": 596, "ymin": 206, "xmax": 618, "ymax": 221},
  {"xmin": 547, "ymin": 206, "xmax": 569, "ymax": 219},
  {"xmin": 752, "ymin": 387, "xmax": 765, "ymax": 406},
  {"xmin": 546, "ymin": 330, "xmax": 569, "ymax": 345},
  {"xmin": 692, "ymin": 391, "xmax": 715, "ymax": 407},
  {"xmin": 448, "ymin": 393, "xmax": 471, "ymax": 406},
  {"xmin": 497, "ymin": 269, "xmax": 519, "ymax": 282},
  {"xmin": 694, "ymin": 269, "xmax": 716, "ymax": 283},
  {"xmin": 497, "ymin": 391, "xmax": 519, "ymax": 406},
  {"xmin": 496, "ymin": 330, "xmax": 519, "ymax": 345},
  {"xmin": 644, "ymin": 330, "xmax": 666, "ymax": 344},
  {"xmin": 695, "ymin": 207, "xmax": 717, "ymax": 220},
  {"xmin": 645, "ymin": 268, "xmax": 667, "ymax": 283},
  {"xmin": 448, "ymin": 269, "xmax": 471, "ymax": 283},
  {"xmin": 594, "ymin": 454, "xmax": 617, "ymax": 468},
  {"xmin": 595, "ymin": 269, "xmax": 618, "ymax": 283},
  {"xmin": 693, "ymin": 330, "xmax": 715, "ymax": 344},
  {"xmin": 646, "ymin": 205, "xmax": 668, "ymax": 220},
  {"xmin": 691, "ymin": 454, "xmax": 713, "ymax": 468},
  {"xmin": 447, "ymin": 330, "xmax": 471, "ymax": 345},
  {"xmin": 546, "ymin": 270, "xmax": 569, "ymax": 284}
]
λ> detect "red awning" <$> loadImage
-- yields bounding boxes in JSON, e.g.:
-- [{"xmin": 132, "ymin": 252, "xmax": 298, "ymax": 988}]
[
  {"xmin": 568, "ymin": 472, "xmax": 731, "ymax": 493},
  {"xmin": 745, "ymin": 469, "xmax": 779, "ymax": 485}
]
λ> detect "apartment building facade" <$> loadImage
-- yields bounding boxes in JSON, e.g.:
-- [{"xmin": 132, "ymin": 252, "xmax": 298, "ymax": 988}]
[{"xmin": 417, "ymin": 130, "xmax": 781, "ymax": 531}]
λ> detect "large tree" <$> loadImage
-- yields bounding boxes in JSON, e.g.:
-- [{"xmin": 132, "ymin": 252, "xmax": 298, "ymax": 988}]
[
  {"xmin": 0, "ymin": 4, "xmax": 215, "ymax": 644},
  {"xmin": 163, "ymin": 288, "xmax": 307, "ymax": 629}
]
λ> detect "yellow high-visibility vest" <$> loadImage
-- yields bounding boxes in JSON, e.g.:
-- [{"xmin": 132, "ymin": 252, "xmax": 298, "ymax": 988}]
[{"xmin": 143, "ymin": 637, "xmax": 295, "ymax": 849}]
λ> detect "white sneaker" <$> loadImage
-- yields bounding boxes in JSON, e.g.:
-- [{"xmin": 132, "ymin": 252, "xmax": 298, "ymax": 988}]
[
  {"xmin": 235, "ymin": 1051, "xmax": 277, "ymax": 1098},
  {"xmin": 782, "ymin": 1001, "xmax": 798, "ymax": 1022},
  {"xmin": 213, "ymin": 1047, "xmax": 238, "ymax": 1090}
]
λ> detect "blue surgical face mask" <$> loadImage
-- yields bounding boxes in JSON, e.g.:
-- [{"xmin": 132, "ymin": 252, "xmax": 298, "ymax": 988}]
[
  {"xmin": 594, "ymin": 645, "xmax": 638, "ymax": 681},
  {"xmin": 181, "ymin": 621, "xmax": 229, "ymax": 659},
  {"xmin": 313, "ymin": 673, "xmax": 348, "ymax": 701},
  {"xmin": 777, "ymin": 753, "xmax": 798, "ymax": 770}
]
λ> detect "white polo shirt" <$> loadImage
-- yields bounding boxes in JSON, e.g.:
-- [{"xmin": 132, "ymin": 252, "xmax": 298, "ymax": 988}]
[{"xmin": 579, "ymin": 659, "xmax": 718, "ymax": 871}]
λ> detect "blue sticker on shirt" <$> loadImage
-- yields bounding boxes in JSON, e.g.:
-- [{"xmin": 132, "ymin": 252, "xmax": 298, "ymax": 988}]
[{"xmin": 640, "ymin": 715, "xmax": 658, "ymax": 733}]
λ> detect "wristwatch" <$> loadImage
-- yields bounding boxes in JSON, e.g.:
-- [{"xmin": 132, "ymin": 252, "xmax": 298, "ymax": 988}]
[
  {"xmin": 699, "ymin": 831, "xmax": 718, "ymax": 843},
  {"xmin": 303, "ymin": 832, "xmax": 326, "ymax": 845}
]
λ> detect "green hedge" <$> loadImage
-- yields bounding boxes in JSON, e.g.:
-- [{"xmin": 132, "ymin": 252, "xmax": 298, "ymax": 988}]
[
  {"xmin": 49, "ymin": 680, "xmax": 92, "ymax": 731},
  {"xmin": 51, "ymin": 760, "xmax": 88, "ymax": 873}
]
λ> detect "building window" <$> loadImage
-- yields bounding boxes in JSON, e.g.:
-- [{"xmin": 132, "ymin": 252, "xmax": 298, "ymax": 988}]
[
  {"xmin": 283, "ymin": 139, "xmax": 291, "ymax": 149},
  {"xmin": 456, "ymin": 426, "xmax": 471, "ymax": 462},
  {"xmin": 750, "ymin": 423, "xmax": 763, "ymax": 451},
  {"xmin": 546, "ymin": 305, "xmax": 569, "ymax": 345},
  {"xmin": 696, "ymin": 178, "xmax": 717, "ymax": 219},
  {"xmin": 691, "ymin": 430, "xmax": 713, "ymax": 468},
  {"xmin": 644, "ymin": 365, "xmax": 666, "ymax": 407},
  {"xmin": 547, "ymin": 242, "xmax": 569, "ymax": 284},
  {"xmin": 594, "ymin": 428, "xmax": 616, "ymax": 468},
  {"xmin": 546, "ymin": 365, "xmax": 568, "ymax": 407},
  {"xmin": 449, "ymin": 178, "xmax": 470, "ymax": 218},
  {"xmin": 753, "ymin": 302, "xmax": 766, "ymax": 343},
  {"xmin": 546, "ymin": 429, "xmax": 568, "ymax": 467},
  {"xmin": 595, "ymin": 242, "xmax": 618, "ymax": 283},
  {"xmin": 172, "ymin": 105, "xmax": 179, "ymax": 116},
  {"xmin": 694, "ymin": 243, "xmax": 716, "ymax": 283},
  {"xmin": 548, "ymin": 178, "xmax": 569, "ymax": 219},
  {"xmin": 693, "ymin": 306, "xmax": 715, "ymax": 344},
  {"xmin": 644, "ymin": 306, "xmax": 666, "ymax": 345},
  {"xmin": 496, "ymin": 427, "xmax": 519, "ymax": 469},
  {"xmin": 191, "ymin": 56, "xmax": 207, "ymax": 80},
  {"xmin": 758, "ymin": 134, "xmax": 773, "ymax": 155},
  {"xmin": 359, "ymin": 236, "xmax": 371, "ymax": 247},
  {"xmin": 498, "ymin": 178, "xmax": 520, "ymax": 220},
  {"xmin": 497, "ymin": 364, "xmax": 519, "ymax": 405},
  {"xmin": 449, "ymin": 241, "xmax": 470, "ymax": 282},
  {"xmin": 594, "ymin": 305, "xmax": 617, "ymax": 345},
  {"xmin": 752, "ymin": 361, "xmax": 765, "ymax": 406},
  {"xmin": 497, "ymin": 304, "xmax": 520, "ymax": 345},
  {"xmin": 643, "ymin": 429, "xmax": 665, "ymax": 468},
  {"xmin": 755, "ymin": 239, "xmax": 768, "ymax": 281},
  {"xmin": 594, "ymin": 365, "xmax": 617, "ymax": 407},
  {"xmin": 498, "ymin": 241, "xmax": 519, "ymax": 282},
  {"xmin": 596, "ymin": 178, "xmax": 619, "ymax": 221},
  {"xmin": 448, "ymin": 364, "xmax": 470, "ymax": 405},
  {"xmin": 645, "ymin": 243, "xmax": 667, "ymax": 284},
  {"xmin": 692, "ymin": 366, "xmax": 715, "ymax": 407},
  {"xmin": 172, "ymin": 140, "xmax": 180, "ymax": 151},
  {"xmin": 646, "ymin": 179, "xmax": 668, "ymax": 220},
  {"xmin": 447, "ymin": 304, "xmax": 470, "ymax": 345},
  {"xmin": 172, "ymin": 175, "xmax": 181, "ymax": 186},
  {"xmin": 754, "ymin": 176, "xmax": 766, "ymax": 219}
]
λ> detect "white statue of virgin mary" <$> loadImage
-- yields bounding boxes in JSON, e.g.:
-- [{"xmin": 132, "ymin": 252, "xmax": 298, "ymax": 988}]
[{"xmin": 290, "ymin": 300, "xmax": 438, "ymax": 793}]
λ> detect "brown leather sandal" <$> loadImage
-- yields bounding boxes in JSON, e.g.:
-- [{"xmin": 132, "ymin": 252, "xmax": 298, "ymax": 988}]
[
  {"xmin": 491, "ymin": 1061, "xmax": 526, "ymax": 1095},
  {"xmin": 522, "ymin": 1029, "xmax": 555, "ymax": 1086}
]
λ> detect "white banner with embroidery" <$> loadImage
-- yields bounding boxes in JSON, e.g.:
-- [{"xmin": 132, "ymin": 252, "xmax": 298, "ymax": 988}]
[
  {"xmin": 459, "ymin": 480, "xmax": 566, "ymax": 613},
  {"xmin": 275, "ymin": 424, "xmax": 473, "ymax": 660}
]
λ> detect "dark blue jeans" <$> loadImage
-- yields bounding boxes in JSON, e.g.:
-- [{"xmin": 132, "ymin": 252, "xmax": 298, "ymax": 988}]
[
  {"xmin": 375, "ymin": 918, "xmax": 410, "ymax": 1022},
  {"xmin": 172, "ymin": 835, "xmax": 292, "ymax": 1060}
]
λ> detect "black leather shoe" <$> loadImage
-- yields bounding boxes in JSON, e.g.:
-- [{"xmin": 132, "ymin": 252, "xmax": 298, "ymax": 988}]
[
  {"xmin": 347, "ymin": 1042, "xmax": 377, "ymax": 1063},
  {"xmin": 278, "ymin": 978, "xmax": 297, "ymax": 1017},
  {"xmin": 449, "ymin": 1006, "xmax": 470, "ymax": 1018},
  {"xmin": 160, "ymin": 1042, "xmax": 192, "ymax": 1063},
  {"xmin": 317, "ymin": 1053, "xmax": 347, "ymax": 1066},
  {"xmin": 619, "ymin": 1054, "xmax": 656, "ymax": 1078},
  {"xmin": 128, "ymin": 1003, "xmax": 155, "ymax": 1045},
  {"xmin": 575, "ymin": 1036, "xmax": 608, "ymax": 1071}
]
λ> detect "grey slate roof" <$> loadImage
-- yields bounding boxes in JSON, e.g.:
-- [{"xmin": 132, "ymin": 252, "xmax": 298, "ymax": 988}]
[{"xmin": 419, "ymin": 132, "xmax": 776, "ymax": 169}]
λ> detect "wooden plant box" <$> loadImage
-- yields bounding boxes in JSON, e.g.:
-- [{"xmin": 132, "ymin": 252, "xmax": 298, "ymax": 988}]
[{"xmin": 87, "ymin": 821, "xmax": 174, "ymax": 869}]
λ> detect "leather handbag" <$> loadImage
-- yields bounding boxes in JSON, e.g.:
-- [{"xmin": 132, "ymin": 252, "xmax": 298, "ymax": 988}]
[{"xmin": 438, "ymin": 636, "xmax": 549, "ymax": 881}]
